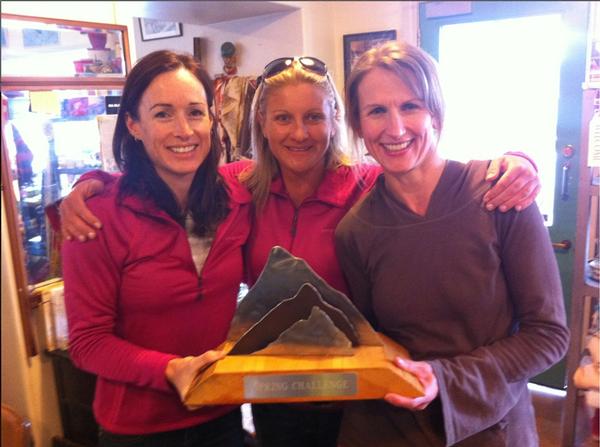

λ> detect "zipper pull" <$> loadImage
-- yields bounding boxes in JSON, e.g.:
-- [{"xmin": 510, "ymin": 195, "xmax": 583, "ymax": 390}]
[{"xmin": 291, "ymin": 209, "xmax": 298, "ymax": 237}]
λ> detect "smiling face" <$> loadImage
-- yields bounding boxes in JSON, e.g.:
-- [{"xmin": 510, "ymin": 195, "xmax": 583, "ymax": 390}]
[
  {"xmin": 126, "ymin": 68, "xmax": 212, "ymax": 190},
  {"xmin": 260, "ymin": 82, "xmax": 335, "ymax": 181},
  {"xmin": 357, "ymin": 67, "xmax": 440, "ymax": 178}
]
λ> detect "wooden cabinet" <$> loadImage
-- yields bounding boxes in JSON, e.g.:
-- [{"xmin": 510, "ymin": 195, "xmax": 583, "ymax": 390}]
[{"xmin": 47, "ymin": 350, "xmax": 98, "ymax": 447}]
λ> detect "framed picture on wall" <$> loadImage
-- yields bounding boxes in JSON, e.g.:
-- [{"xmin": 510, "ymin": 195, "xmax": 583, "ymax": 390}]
[
  {"xmin": 343, "ymin": 30, "xmax": 397, "ymax": 82},
  {"xmin": 138, "ymin": 18, "xmax": 183, "ymax": 41}
]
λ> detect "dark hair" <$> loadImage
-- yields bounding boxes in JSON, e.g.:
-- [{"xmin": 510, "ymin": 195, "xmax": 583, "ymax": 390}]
[{"xmin": 113, "ymin": 50, "xmax": 229, "ymax": 236}]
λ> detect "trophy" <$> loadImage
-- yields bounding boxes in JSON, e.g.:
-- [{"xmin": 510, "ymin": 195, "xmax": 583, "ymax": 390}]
[{"xmin": 184, "ymin": 247, "xmax": 423, "ymax": 406}]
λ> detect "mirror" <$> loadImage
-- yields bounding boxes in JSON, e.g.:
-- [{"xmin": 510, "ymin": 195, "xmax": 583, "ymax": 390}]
[
  {"xmin": 1, "ymin": 13, "xmax": 129, "ymax": 79},
  {"xmin": 1, "ymin": 13, "xmax": 130, "ymax": 356}
]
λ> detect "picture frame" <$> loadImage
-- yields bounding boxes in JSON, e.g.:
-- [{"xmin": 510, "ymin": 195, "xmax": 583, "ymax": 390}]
[
  {"xmin": 138, "ymin": 18, "xmax": 182, "ymax": 42},
  {"xmin": 343, "ymin": 30, "xmax": 397, "ymax": 82}
]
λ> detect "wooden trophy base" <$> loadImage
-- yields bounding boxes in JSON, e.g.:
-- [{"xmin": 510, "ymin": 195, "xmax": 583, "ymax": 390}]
[{"xmin": 184, "ymin": 333, "xmax": 423, "ymax": 407}]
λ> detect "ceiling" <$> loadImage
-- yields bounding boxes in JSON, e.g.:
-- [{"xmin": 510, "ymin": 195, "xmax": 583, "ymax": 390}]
[{"xmin": 116, "ymin": 1, "xmax": 299, "ymax": 25}]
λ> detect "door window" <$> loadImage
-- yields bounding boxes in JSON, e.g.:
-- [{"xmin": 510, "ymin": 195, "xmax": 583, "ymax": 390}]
[{"xmin": 437, "ymin": 14, "xmax": 566, "ymax": 225}]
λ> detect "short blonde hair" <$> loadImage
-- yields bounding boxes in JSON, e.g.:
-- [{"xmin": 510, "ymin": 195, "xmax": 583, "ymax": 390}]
[
  {"xmin": 345, "ymin": 41, "xmax": 445, "ymax": 162},
  {"xmin": 241, "ymin": 61, "xmax": 351, "ymax": 210}
]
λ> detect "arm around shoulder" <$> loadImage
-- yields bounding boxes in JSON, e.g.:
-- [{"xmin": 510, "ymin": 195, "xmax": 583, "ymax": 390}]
[{"xmin": 59, "ymin": 169, "xmax": 120, "ymax": 241}]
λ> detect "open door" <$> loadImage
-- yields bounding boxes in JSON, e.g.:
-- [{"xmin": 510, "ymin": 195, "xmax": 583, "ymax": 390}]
[{"xmin": 419, "ymin": 1, "xmax": 589, "ymax": 388}]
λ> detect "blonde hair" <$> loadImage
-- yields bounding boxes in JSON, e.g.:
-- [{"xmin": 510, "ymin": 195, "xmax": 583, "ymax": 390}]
[
  {"xmin": 241, "ymin": 61, "xmax": 351, "ymax": 210},
  {"xmin": 344, "ymin": 41, "xmax": 445, "ymax": 162}
]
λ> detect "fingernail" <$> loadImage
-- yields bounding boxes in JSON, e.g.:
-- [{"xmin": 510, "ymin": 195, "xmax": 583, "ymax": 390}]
[
  {"xmin": 78, "ymin": 235, "xmax": 85, "ymax": 242},
  {"xmin": 515, "ymin": 205, "xmax": 522, "ymax": 212},
  {"xmin": 94, "ymin": 222, "xmax": 102, "ymax": 229},
  {"xmin": 499, "ymin": 205, "xmax": 508, "ymax": 212},
  {"xmin": 66, "ymin": 235, "xmax": 72, "ymax": 241},
  {"xmin": 87, "ymin": 232, "xmax": 96, "ymax": 239},
  {"xmin": 486, "ymin": 203, "xmax": 495, "ymax": 211}
]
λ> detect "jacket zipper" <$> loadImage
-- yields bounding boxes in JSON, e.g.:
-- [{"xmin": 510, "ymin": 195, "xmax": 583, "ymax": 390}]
[{"xmin": 291, "ymin": 208, "xmax": 299, "ymax": 238}]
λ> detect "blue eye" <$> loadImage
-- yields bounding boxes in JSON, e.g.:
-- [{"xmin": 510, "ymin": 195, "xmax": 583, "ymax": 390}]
[
  {"xmin": 189, "ymin": 108, "xmax": 206, "ymax": 118},
  {"xmin": 274, "ymin": 114, "xmax": 291, "ymax": 123},
  {"xmin": 368, "ymin": 106, "xmax": 386, "ymax": 116},
  {"xmin": 306, "ymin": 112, "xmax": 325, "ymax": 122},
  {"xmin": 401, "ymin": 102, "xmax": 420, "ymax": 111},
  {"xmin": 154, "ymin": 110, "xmax": 170, "ymax": 119}
]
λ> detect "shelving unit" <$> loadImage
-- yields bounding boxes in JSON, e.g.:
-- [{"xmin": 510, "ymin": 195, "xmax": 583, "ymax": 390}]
[{"xmin": 561, "ymin": 86, "xmax": 600, "ymax": 447}]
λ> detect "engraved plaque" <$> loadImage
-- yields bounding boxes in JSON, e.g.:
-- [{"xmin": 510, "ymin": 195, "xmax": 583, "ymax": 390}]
[{"xmin": 244, "ymin": 373, "xmax": 358, "ymax": 399}]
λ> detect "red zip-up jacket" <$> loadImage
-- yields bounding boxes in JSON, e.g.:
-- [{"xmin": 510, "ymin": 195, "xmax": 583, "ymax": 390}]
[
  {"xmin": 239, "ymin": 161, "xmax": 381, "ymax": 294},
  {"xmin": 62, "ymin": 175, "xmax": 251, "ymax": 434}
]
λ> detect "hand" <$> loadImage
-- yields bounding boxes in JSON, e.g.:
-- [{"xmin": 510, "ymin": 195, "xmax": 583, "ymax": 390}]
[
  {"xmin": 59, "ymin": 179, "xmax": 105, "ymax": 241},
  {"xmin": 384, "ymin": 358, "xmax": 439, "ymax": 411},
  {"xmin": 483, "ymin": 154, "xmax": 541, "ymax": 212},
  {"xmin": 165, "ymin": 350, "xmax": 225, "ymax": 405}
]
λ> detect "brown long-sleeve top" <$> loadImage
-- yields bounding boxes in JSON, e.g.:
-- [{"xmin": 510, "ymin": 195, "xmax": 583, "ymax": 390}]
[{"xmin": 335, "ymin": 160, "xmax": 569, "ymax": 446}]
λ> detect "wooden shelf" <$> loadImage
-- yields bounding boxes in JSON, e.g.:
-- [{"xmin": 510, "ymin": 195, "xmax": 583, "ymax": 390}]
[{"xmin": 561, "ymin": 88, "xmax": 600, "ymax": 447}]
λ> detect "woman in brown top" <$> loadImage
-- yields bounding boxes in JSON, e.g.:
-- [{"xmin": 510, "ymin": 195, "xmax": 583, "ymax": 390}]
[{"xmin": 335, "ymin": 41, "xmax": 569, "ymax": 446}]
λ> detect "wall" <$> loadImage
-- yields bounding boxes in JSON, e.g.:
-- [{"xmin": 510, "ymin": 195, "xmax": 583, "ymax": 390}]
[
  {"xmin": 133, "ymin": 11, "xmax": 304, "ymax": 78},
  {"xmin": 0, "ymin": 2, "xmax": 417, "ymax": 446},
  {"xmin": 293, "ymin": 1, "xmax": 419, "ymax": 95},
  {"xmin": 131, "ymin": 1, "xmax": 418, "ymax": 93}
]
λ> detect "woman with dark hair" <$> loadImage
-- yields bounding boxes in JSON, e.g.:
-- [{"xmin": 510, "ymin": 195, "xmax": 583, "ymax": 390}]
[{"xmin": 61, "ymin": 50, "xmax": 249, "ymax": 447}]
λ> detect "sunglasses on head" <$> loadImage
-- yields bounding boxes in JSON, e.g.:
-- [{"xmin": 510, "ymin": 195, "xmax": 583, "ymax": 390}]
[{"xmin": 259, "ymin": 56, "xmax": 328, "ymax": 83}]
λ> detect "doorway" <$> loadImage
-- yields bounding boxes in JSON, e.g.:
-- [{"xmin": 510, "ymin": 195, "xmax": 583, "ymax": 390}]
[{"xmin": 419, "ymin": 1, "xmax": 589, "ymax": 388}]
